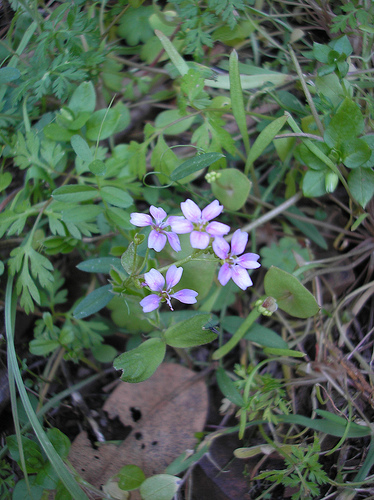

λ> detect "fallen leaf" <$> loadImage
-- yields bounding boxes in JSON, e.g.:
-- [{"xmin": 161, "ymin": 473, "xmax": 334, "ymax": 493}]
[{"xmin": 68, "ymin": 363, "xmax": 208, "ymax": 496}]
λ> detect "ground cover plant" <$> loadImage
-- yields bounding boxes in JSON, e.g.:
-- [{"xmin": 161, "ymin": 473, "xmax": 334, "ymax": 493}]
[{"xmin": 1, "ymin": 0, "xmax": 374, "ymax": 498}]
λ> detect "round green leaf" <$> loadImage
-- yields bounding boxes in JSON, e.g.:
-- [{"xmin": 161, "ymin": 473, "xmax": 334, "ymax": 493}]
[
  {"xmin": 86, "ymin": 108, "xmax": 121, "ymax": 141},
  {"xmin": 264, "ymin": 266, "xmax": 319, "ymax": 318},
  {"xmin": 324, "ymin": 98, "xmax": 365, "ymax": 148},
  {"xmin": 91, "ymin": 344, "xmax": 117, "ymax": 363},
  {"xmin": 117, "ymin": 464, "xmax": 145, "ymax": 491},
  {"xmin": 139, "ymin": 474, "xmax": 180, "ymax": 500},
  {"xmin": 69, "ymin": 81, "xmax": 96, "ymax": 114},
  {"xmin": 348, "ymin": 167, "xmax": 374, "ymax": 208},
  {"xmin": 302, "ymin": 169, "xmax": 327, "ymax": 197},
  {"xmin": 0, "ymin": 67, "xmax": 20, "ymax": 84},
  {"xmin": 89, "ymin": 159, "xmax": 106, "ymax": 176},
  {"xmin": 113, "ymin": 338, "xmax": 166, "ymax": 383},
  {"xmin": 342, "ymin": 138, "xmax": 371, "ymax": 168},
  {"xmin": 211, "ymin": 168, "xmax": 251, "ymax": 211}
]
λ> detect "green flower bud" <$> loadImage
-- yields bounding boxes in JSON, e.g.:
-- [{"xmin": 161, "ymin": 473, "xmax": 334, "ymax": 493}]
[{"xmin": 325, "ymin": 171, "xmax": 339, "ymax": 193}]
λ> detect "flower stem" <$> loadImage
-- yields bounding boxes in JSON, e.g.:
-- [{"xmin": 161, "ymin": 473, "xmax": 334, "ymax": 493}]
[{"xmin": 212, "ymin": 307, "xmax": 262, "ymax": 360}]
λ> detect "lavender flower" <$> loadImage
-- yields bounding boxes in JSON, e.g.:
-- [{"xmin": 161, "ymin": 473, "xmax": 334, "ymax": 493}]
[
  {"xmin": 130, "ymin": 206, "xmax": 181, "ymax": 252},
  {"xmin": 212, "ymin": 229, "xmax": 260, "ymax": 290},
  {"xmin": 140, "ymin": 265, "xmax": 198, "ymax": 313},
  {"xmin": 169, "ymin": 199, "xmax": 230, "ymax": 249}
]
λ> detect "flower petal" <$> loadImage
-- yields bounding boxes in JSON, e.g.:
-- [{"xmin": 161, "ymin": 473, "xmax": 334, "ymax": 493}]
[
  {"xmin": 140, "ymin": 294, "xmax": 161, "ymax": 312},
  {"xmin": 149, "ymin": 206, "xmax": 167, "ymax": 224},
  {"xmin": 206, "ymin": 221, "xmax": 230, "ymax": 237},
  {"xmin": 231, "ymin": 229, "xmax": 248, "ymax": 256},
  {"xmin": 148, "ymin": 230, "xmax": 167, "ymax": 252},
  {"xmin": 144, "ymin": 268, "xmax": 164, "ymax": 291},
  {"xmin": 171, "ymin": 289, "xmax": 198, "ymax": 304},
  {"xmin": 190, "ymin": 230, "xmax": 210, "ymax": 249},
  {"xmin": 232, "ymin": 266, "xmax": 253, "ymax": 290},
  {"xmin": 218, "ymin": 263, "xmax": 232, "ymax": 286},
  {"xmin": 212, "ymin": 237, "xmax": 230, "ymax": 259},
  {"xmin": 166, "ymin": 232, "xmax": 181, "ymax": 252},
  {"xmin": 166, "ymin": 265, "xmax": 183, "ymax": 289},
  {"xmin": 237, "ymin": 253, "xmax": 261, "ymax": 269},
  {"xmin": 168, "ymin": 216, "xmax": 193, "ymax": 234},
  {"xmin": 130, "ymin": 213, "xmax": 152, "ymax": 227},
  {"xmin": 181, "ymin": 199, "xmax": 201, "ymax": 222},
  {"xmin": 201, "ymin": 199, "xmax": 223, "ymax": 221}
]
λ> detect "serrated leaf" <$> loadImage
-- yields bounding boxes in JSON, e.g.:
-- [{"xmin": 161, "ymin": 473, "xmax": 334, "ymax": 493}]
[
  {"xmin": 113, "ymin": 338, "xmax": 166, "ymax": 383},
  {"xmin": 170, "ymin": 153, "xmax": 224, "ymax": 181},
  {"xmin": 52, "ymin": 185, "xmax": 98, "ymax": 203},
  {"xmin": 73, "ymin": 284, "xmax": 113, "ymax": 319},
  {"xmin": 163, "ymin": 314, "xmax": 214, "ymax": 348}
]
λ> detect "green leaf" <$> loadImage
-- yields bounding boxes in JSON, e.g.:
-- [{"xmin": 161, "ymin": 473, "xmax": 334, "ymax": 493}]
[
  {"xmin": 302, "ymin": 169, "xmax": 327, "ymax": 198},
  {"xmin": 68, "ymin": 81, "xmax": 96, "ymax": 114},
  {"xmin": 47, "ymin": 428, "xmax": 71, "ymax": 460},
  {"xmin": 348, "ymin": 167, "xmax": 374, "ymax": 208},
  {"xmin": 155, "ymin": 109, "xmax": 196, "ymax": 135},
  {"xmin": 341, "ymin": 138, "xmax": 371, "ymax": 168},
  {"xmin": 113, "ymin": 338, "xmax": 166, "ymax": 383},
  {"xmin": 0, "ymin": 171, "xmax": 12, "ymax": 191},
  {"xmin": 7, "ymin": 435, "xmax": 44, "ymax": 473},
  {"xmin": 205, "ymin": 72, "xmax": 289, "ymax": 90},
  {"xmin": 211, "ymin": 168, "xmax": 251, "ymax": 211},
  {"xmin": 245, "ymin": 115, "xmax": 288, "ymax": 172},
  {"xmin": 73, "ymin": 284, "xmax": 113, "ymax": 320},
  {"xmin": 155, "ymin": 30, "xmax": 189, "ymax": 76},
  {"xmin": 244, "ymin": 323, "xmax": 288, "ymax": 349},
  {"xmin": 229, "ymin": 50, "xmax": 250, "ymax": 154},
  {"xmin": 61, "ymin": 205, "xmax": 102, "ymax": 223},
  {"xmin": 91, "ymin": 344, "xmax": 117, "ymax": 363},
  {"xmin": 76, "ymin": 257, "xmax": 122, "ymax": 274},
  {"xmin": 52, "ymin": 185, "xmax": 98, "ymax": 203},
  {"xmin": 283, "ymin": 205, "xmax": 328, "ymax": 249},
  {"xmin": 216, "ymin": 367, "xmax": 244, "ymax": 406},
  {"xmin": 121, "ymin": 242, "xmax": 141, "ymax": 275},
  {"xmin": 71, "ymin": 135, "xmax": 93, "ymax": 163},
  {"xmin": 279, "ymin": 413, "xmax": 370, "ymax": 438},
  {"xmin": 101, "ymin": 186, "xmax": 133, "ymax": 208},
  {"xmin": 324, "ymin": 98, "xmax": 365, "ymax": 148},
  {"xmin": 263, "ymin": 347, "xmax": 306, "ymax": 357},
  {"xmin": 139, "ymin": 474, "xmax": 180, "ymax": 500},
  {"xmin": 44, "ymin": 123, "xmax": 74, "ymax": 142},
  {"xmin": 29, "ymin": 338, "xmax": 60, "ymax": 356},
  {"xmin": 170, "ymin": 153, "xmax": 224, "ymax": 181},
  {"xmin": 163, "ymin": 314, "xmax": 215, "ymax": 348},
  {"xmin": 264, "ymin": 266, "xmax": 319, "ymax": 318},
  {"xmin": 89, "ymin": 159, "xmax": 106, "ymax": 176},
  {"xmin": 117, "ymin": 464, "xmax": 146, "ymax": 491},
  {"xmin": 86, "ymin": 108, "xmax": 121, "ymax": 141},
  {"xmin": 0, "ymin": 67, "xmax": 20, "ymax": 84}
]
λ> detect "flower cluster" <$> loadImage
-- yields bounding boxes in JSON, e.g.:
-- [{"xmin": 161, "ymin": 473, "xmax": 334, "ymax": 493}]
[{"xmin": 130, "ymin": 199, "xmax": 260, "ymax": 313}]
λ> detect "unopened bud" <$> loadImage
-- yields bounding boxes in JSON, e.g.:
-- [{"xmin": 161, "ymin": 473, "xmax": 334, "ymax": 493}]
[{"xmin": 325, "ymin": 171, "xmax": 339, "ymax": 193}]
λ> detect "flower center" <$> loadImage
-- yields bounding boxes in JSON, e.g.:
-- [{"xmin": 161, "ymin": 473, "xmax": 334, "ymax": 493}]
[{"xmin": 193, "ymin": 220, "xmax": 208, "ymax": 232}]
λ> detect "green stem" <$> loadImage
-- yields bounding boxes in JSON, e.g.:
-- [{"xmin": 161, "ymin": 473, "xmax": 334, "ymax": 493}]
[{"xmin": 212, "ymin": 307, "xmax": 262, "ymax": 360}]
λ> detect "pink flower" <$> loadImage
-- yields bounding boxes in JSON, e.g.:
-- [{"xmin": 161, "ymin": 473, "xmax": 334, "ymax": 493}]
[
  {"xmin": 140, "ymin": 265, "xmax": 198, "ymax": 312},
  {"xmin": 169, "ymin": 199, "xmax": 230, "ymax": 249},
  {"xmin": 212, "ymin": 229, "xmax": 260, "ymax": 290},
  {"xmin": 130, "ymin": 206, "xmax": 181, "ymax": 252}
]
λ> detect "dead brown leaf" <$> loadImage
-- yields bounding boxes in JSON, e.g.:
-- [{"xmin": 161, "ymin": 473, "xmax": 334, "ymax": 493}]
[{"xmin": 68, "ymin": 363, "xmax": 208, "ymax": 496}]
